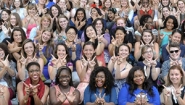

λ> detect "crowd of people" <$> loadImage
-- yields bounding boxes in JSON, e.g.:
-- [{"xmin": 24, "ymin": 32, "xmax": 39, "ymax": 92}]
[{"xmin": 0, "ymin": 0, "xmax": 185, "ymax": 105}]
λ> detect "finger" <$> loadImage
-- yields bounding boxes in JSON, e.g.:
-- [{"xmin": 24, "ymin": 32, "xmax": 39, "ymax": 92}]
[
  {"xmin": 6, "ymin": 40, "xmax": 11, "ymax": 44},
  {"xmin": 63, "ymin": 54, "xmax": 68, "ymax": 60},
  {"xmin": 179, "ymin": 84, "xmax": 182, "ymax": 89},
  {"xmin": 154, "ymin": 56, "xmax": 159, "ymax": 61},
  {"xmin": 23, "ymin": 82, "xmax": 29, "ymax": 88},
  {"xmin": 140, "ymin": 40, "xmax": 144, "ymax": 45},
  {"xmin": 162, "ymin": 85, "xmax": 167, "ymax": 89},
  {"xmin": 111, "ymin": 36, "xmax": 114, "ymax": 40},
  {"xmin": 33, "ymin": 84, "xmax": 40, "ymax": 89},
  {"xmin": 113, "ymin": 50, "xmax": 115, "ymax": 57},
  {"xmin": 94, "ymin": 93, "xmax": 98, "ymax": 98},
  {"xmin": 102, "ymin": 93, "xmax": 106, "ymax": 98},
  {"xmin": 5, "ymin": 54, "xmax": 9, "ymax": 60},
  {"xmin": 51, "ymin": 54, "xmax": 56, "ymax": 59},
  {"xmin": 151, "ymin": 40, "xmax": 154, "ymax": 44},
  {"xmin": 91, "ymin": 56, "xmax": 96, "ymax": 61}
]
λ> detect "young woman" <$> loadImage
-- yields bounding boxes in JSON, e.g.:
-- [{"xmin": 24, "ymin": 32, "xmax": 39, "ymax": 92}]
[
  {"xmin": 69, "ymin": 8, "xmax": 87, "ymax": 38},
  {"xmin": 0, "ymin": 43, "xmax": 16, "ymax": 105},
  {"xmin": 11, "ymin": 0, "xmax": 26, "ymax": 19},
  {"xmin": 134, "ymin": 29, "xmax": 159, "ymax": 61},
  {"xmin": 48, "ymin": 43, "xmax": 72, "ymax": 83},
  {"xmin": 84, "ymin": 66, "xmax": 117, "ymax": 105},
  {"xmin": 161, "ymin": 65, "xmax": 185, "ymax": 105},
  {"xmin": 76, "ymin": 41, "xmax": 102, "ymax": 102},
  {"xmin": 158, "ymin": 6, "xmax": 171, "ymax": 28},
  {"xmin": 108, "ymin": 44, "xmax": 132, "ymax": 95},
  {"xmin": 118, "ymin": 66, "xmax": 160, "ymax": 105},
  {"xmin": 29, "ymin": 14, "xmax": 52, "ymax": 40},
  {"xmin": 22, "ymin": 4, "xmax": 39, "ymax": 38},
  {"xmin": 158, "ymin": 15, "xmax": 178, "ymax": 55},
  {"xmin": 49, "ymin": 66, "xmax": 80, "ymax": 105},
  {"xmin": 137, "ymin": 45, "xmax": 161, "ymax": 86},
  {"xmin": 17, "ymin": 62, "xmax": 49, "ymax": 105},
  {"xmin": 54, "ymin": 14, "xmax": 69, "ymax": 44},
  {"xmin": 17, "ymin": 39, "xmax": 44, "ymax": 81},
  {"xmin": 1, "ymin": 9, "xmax": 11, "ymax": 28}
]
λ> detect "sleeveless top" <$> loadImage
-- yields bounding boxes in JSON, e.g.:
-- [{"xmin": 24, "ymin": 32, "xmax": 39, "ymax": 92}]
[{"xmin": 54, "ymin": 85, "xmax": 75, "ymax": 105}]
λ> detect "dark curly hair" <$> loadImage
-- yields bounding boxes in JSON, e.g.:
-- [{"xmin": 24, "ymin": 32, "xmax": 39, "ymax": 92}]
[
  {"xmin": 93, "ymin": 18, "xmax": 106, "ymax": 34},
  {"xmin": 55, "ymin": 66, "xmax": 73, "ymax": 86},
  {"xmin": 11, "ymin": 27, "xmax": 27, "ymax": 46},
  {"xmin": 139, "ymin": 15, "xmax": 152, "ymax": 27},
  {"xmin": 53, "ymin": 43, "xmax": 71, "ymax": 62},
  {"xmin": 162, "ymin": 15, "xmax": 178, "ymax": 30},
  {"xmin": 0, "ymin": 43, "xmax": 11, "ymax": 61},
  {"xmin": 89, "ymin": 66, "xmax": 114, "ymax": 94},
  {"xmin": 126, "ymin": 66, "xmax": 154, "ymax": 97}
]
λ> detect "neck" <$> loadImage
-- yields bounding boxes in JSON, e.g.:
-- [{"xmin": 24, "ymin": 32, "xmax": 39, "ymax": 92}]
[
  {"xmin": 172, "ymin": 83, "xmax": 181, "ymax": 89},
  {"xmin": 59, "ymin": 84, "xmax": 70, "ymax": 90},
  {"xmin": 138, "ymin": 85, "xmax": 143, "ymax": 89},
  {"xmin": 66, "ymin": 40, "xmax": 73, "ymax": 43},
  {"xmin": 16, "ymin": 7, "xmax": 20, "ymax": 10},
  {"xmin": 164, "ymin": 28, "xmax": 172, "ymax": 32}
]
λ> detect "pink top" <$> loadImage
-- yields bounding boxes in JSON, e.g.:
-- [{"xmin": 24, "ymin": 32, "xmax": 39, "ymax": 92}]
[{"xmin": 26, "ymin": 24, "xmax": 37, "ymax": 38}]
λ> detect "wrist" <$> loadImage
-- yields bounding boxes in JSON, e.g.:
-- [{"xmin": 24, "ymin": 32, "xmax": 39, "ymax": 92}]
[{"xmin": 39, "ymin": 51, "xmax": 43, "ymax": 55}]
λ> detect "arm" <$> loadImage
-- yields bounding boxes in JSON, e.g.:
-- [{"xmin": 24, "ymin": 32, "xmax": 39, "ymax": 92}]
[
  {"xmin": 5, "ymin": 65, "xmax": 16, "ymax": 77},
  {"xmin": 48, "ymin": 65, "xmax": 57, "ymax": 81},
  {"xmin": 151, "ymin": 66, "xmax": 160, "ymax": 81},
  {"xmin": 39, "ymin": 52, "xmax": 48, "ymax": 65},
  {"xmin": 49, "ymin": 87, "xmax": 63, "ymax": 105},
  {"xmin": 17, "ymin": 82, "xmax": 30, "ymax": 105},
  {"xmin": 134, "ymin": 42, "xmax": 142, "ymax": 61},
  {"xmin": 104, "ymin": 87, "xmax": 117, "ymax": 105},
  {"xmin": 115, "ymin": 63, "xmax": 132, "ymax": 79},
  {"xmin": 176, "ymin": 94, "xmax": 185, "ymax": 105},
  {"xmin": 17, "ymin": 61, "xmax": 26, "ymax": 81},
  {"xmin": 118, "ymin": 84, "xmax": 130, "ymax": 105},
  {"xmin": 84, "ymin": 86, "xmax": 95, "ymax": 105},
  {"xmin": 107, "ymin": 59, "xmax": 115, "ymax": 73},
  {"xmin": 151, "ymin": 87, "xmax": 161, "ymax": 105},
  {"xmin": 0, "ymin": 66, "xmax": 7, "ymax": 79},
  {"xmin": 161, "ymin": 89, "xmax": 173, "ymax": 105},
  {"xmin": 72, "ymin": 89, "xmax": 80, "ymax": 105},
  {"xmin": 108, "ymin": 44, "xmax": 115, "ymax": 57},
  {"xmin": 39, "ymin": 85, "xmax": 49, "ymax": 105},
  {"xmin": 76, "ymin": 60, "xmax": 88, "ymax": 81},
  {"xmin": 38, "ymin": 58, "xmax": 44, "ymax": 74},
  {"xmin": 96, "ymin": 42, "xmax": 105, "ymax": 56},
  {"xmin": 12, "ymin": 52, "xmax": 21, "ymax": 61}
]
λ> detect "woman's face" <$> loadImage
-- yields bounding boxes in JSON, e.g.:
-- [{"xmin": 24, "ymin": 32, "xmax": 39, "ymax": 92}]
[
  {"xmin": 166, "ymin": 18, "xmax": 174, "ymax": 30},
  {"xmin": 133, "ymin": 70, "xmax": 145, "ymax": 87},
  {"xmin": 0, "ymin": 48, "xmax": 5, "ymax": 59},
  {"xmin": 171, "ymin": 32, "xmax": 181, "ymax": 43},
  {"xmin": 169, "ymin": 69, "xmax": 182, "ymax": 85},
  {"xmin": 162, "ymin": 7, "xmax": 170, "ymax": 17},
  {"xmin": 146, "ymin": 18, "xmax": 153, "ymax": 29},
  {"xmin": 116, "ymin": 19, "xmax": 126, "ymax": 27},
  {"xmin": 14, "ymin": 0, "xmax": 21, "ymax": 8},
  {"xmin": 121, "ymin": 0, "xmax": 128, "ymax": 7},
  {"xmin": 142, "ymin": 47, "xmax": 153, "ymax": 61},
  {"xmin": 91, "ymin": 8, "xmax": 98, "ymax": 17},
  {"xmin": 28, "ymin": 7, "xmax": 37, "ymax": 16},
  {"xmin": 41, "ymin": 31, "xmax": 51, "ymax": 43},
  {"xmin": 28, "ymin": 65, "xmax": 40, "ymax": 81},
  {"xmin": 59, "ymin": 17, "xmax": 68, "ymax": 29},
  {"xmin": 58, "ymin": 70, "xmax": 71, "ymax": 87},
  {"xmin": 10, "ymin": 15, "xmax": 17, "ymax": 26},
  {"xmin": 83, "ymin": 45, "xmax": 95, "ymax": 59},
  {"xmin": 95, "ymin": 20, "xmax": 103, "ymax": 30},
  {"xmin": 142, "ymin": 0, "xmax": 149, "ymax": 7},
  {"xmin": 13, "ymin": 31, "xmax": 22, "ymax": 43},
  {"xmin": 51, "ymin": 6, "xmax": 59, "ymax": 17},
  {"xmin": 86, "ymin": 26, "xmax": 96, "ymax": 39},
  {"xmin": 41, "ymin": 18, "xmax": 50, "ymax": 28},
  {"xmin": 1, "ymin": 11, "xmax": 9, "ymax": 21},
  {"xmin": 66, "ymin": 28, "xmax": 76, "ymax": 42},
  {"xmin": 108, "ymin": 11, "xmax": 115, "ymax": 21},
  {"xmin": 115, "ymin": 29, "xmax": 125, "ymax": 41},
  {"xmin": 39, "ymin": 0, "xmax": 46, "ymax": 5},
  {"xmin": 24, "ymin": 42, "xmax": 34, "ymax": 56},
  {"xmin": 178, "ymin": 1, "xmax": 185, "ymax": 10},
  {"xmin": 57, "ymin": 45, "xmax": 67, "ymax": 59},
  {"xmin": 118, "ymin": 45, "xmax": 129, "ymax": 58},
  {"xmin": 105, "ymin": 0, "xmax": 111, "ymax": 8},
  {"xmin": 77, "ymin": 11, "xmax": 84, "ymax": 21},
  {"xmin": 142, "ymin": 32, "xmax": 152, "ymax": 44},
  {"xmin": 162, "ymin": 0, "xmax": 169, "ymax": 6},
  {"xmin": 95, "ymin": 71, "xmax": 105, "ymax": 88}
]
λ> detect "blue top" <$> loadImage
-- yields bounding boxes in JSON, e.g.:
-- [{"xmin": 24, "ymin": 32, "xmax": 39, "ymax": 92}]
[
  {"xmin": 161, "ymin": 43, "xmax": 185, "ymax": 62},
  {"xmin": 84, "ymin": 85, "xmax": 117, "ymax": 105},
  {"xmin": 0, "ymin": 31, "xmax": 8, "ymax": 42},
  {"xmin": 118, "ymin": 83, "xmax": 160, "ymax": 105}
]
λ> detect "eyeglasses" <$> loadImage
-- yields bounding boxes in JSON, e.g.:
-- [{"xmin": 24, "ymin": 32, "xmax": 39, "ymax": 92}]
[
  {"xmin": 29, "ymin": 70, "xmax": 40, "ymax": 73},
  {"xmin": 170, "ymin": 50, "xmax": 179, "ymax": 53},
  {"xmin": 144, "ymin": 50, "xmax": 153, "ymax": 54}
]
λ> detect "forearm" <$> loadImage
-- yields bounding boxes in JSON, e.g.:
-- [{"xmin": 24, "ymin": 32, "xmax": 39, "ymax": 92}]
[
  {"xmin": 18, "ymin": 65, "xmax": 26, "ymax": 81},
  {"xmin": 71, "ymin": 52, "xmax": 77, "ymax": 61},
  {"xmin": 177, "ymin": 96, "xmax": 185, "ymax": 105},
  {"xmin": 134, "ymin": 48, "xmax": 142, "ymax": 61},
  {"xmin": 164, "ymin": 95, "xmax": 173, "ymax": 105},
  {"xmin": 107, "ymin": 61, "xmax": 114, "ymax": 72},
  {"xmin": 49, "ymin": 67, "xmax": 57, "ymax": 81},
  {"xmin": 115, "ymin": 65, "xmax": 122, "ymax": 79},
  {"xmin": 6, "ymin": 66, "xmax": 16, "ymax": 77},
  {"xmin": 39, "ymin": 53, "xmax": 47, "ymax": 65},
  {"xmin": 151, "ymin": 67, "xmax": 159, "ymax": 80},
  {"xmin": 96, "ymin": 43, "xmax": 105, "ymax": 55},
  {"xmin": 0, "ymin": 67, "xmax": 7, "ymax": 79},
  {"xmin": 12, "ymin": 52, "xmax": 21, "ymax": 61},
  {"xmin": 0, "ymin": 96, "xmax": 8, "ymax": 105},
  {"xmin": 20, "ymin": 94, "xmax": 30, "ymax": 105},
  {"xmin": 108, "ymin": 44, "xmax": 115, "ymax": 57},
  {"xmin": 33, "ymin": 94, "xmax": 43, "ymax": 105}
]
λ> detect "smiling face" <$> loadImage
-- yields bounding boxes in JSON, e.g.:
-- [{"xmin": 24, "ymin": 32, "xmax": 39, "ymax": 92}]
[
  {"xmin": 83, "ymin": 44, "xmax": 95, "ymax": 59},
  {"xmin": 91, "ymin": 8, "xmax": 98, "ymax": 17},
  {"xmin": 41, "ymin": 18, "xmax": 51, "ymax": 28},
  {"xmin": 77, "ymin": 11, "xmax": 84, "ymax": 21},
  {"xmin": 178, "ymin": 1, "xmax": 185, "ymax": 10},
  {"xmin": 104, "ymin": 0, "xmax": 111, "ymax": 8},
  {"xmin": 28, "ymin": 7, "xmax": 37, "ymax": 16},
  {"xmin": 10, "ymin": 15, "xmax": 17, "ymax": 26},
  {"xmin": 51, "ymin": 6, "xmax": 59, "ymax": 17},
  {"xmin": 169, "ymin": 47, "xmax": 181, "ymax": 60},
  {"xmin": 24, "ymin": 42, "xmax": 34, "ymax": 57},
  {"xmin": 142, "ymin": 0, "xmax": 149, "ymax": 8},
  {"xmin": 95, "ymin": 71, "xmax": 105, "ymax": 88},
  {"xmin": 142, "ymin": 47, "xmax": 153, "ymax": 61},
  {"xmin": 66, "ymin": 28, "xmax": 76, "ymax": 42},
  {"xmin": 162, "ymin": 7, "xmax": 170, "ymax": 18},
  {"xmin": 1, "ymin": 11, "xmax": 9, "ymax": 21},
  {"xmin": 118, "ymin": 45, "xmax": 129, "ymax": 58},
  {"xmin": 13, "ymin": 31, "xmax": 22, "ymax": 43},
  {"xmin": 166, "ymin": 18, "xmax": 174, "ymax": 30},
  {"xmin": 41, "ymin": 31, "xmax": 51, "ymax": 43},
  {"xmin": 58, "ymin": 69, "xmax": 71, "ymax": 87},
  {"xmin": 28, "ymin": 65, "xmax": 40, "ymax": 81},
  {"xmin": 169, "ymin": 69, "xmax": 182, "ymax": 85},
  {"xmin": 108, "ymin": 11, "xmax": 115, "ymax": 21},
  {"xmin": 59, "ymin": 17, "xmax": 68, "ymax": 29},
  {"xmin": 14, "ymin": 0, "xmax": 21, "ymax": 8},
  {"xmin": 171, "ymin": 32, "xmax": 181, "ymax": 43},
  {"xmin": 120, "ymin": 0, "xmax": 128, "ymax": 7},
  {"xmin": 86, "ymin": 26, "xmax": 96, "ymax": 39},
  {"xmin": 162, "ymin": 0, "xmax": 169, "ymax": 6},
  {"xmin": 142, "ymin": 31, "xmax": 152, "ymax": 44},
  {"xmin": 95, "ymin": 20, "xmax": 103, "ymax": 30},
  {"xmin": 133, "ymin": 70, "xmax": 145, "ymax": 88},
  {"xmin": 0, "ymin": 48, "xmax": 5, "ymax": 60},
  {"xmin": 57, "ymin": 45, "xmax": 67, "ymax": 59},
  {"xmin": 115, "ymin": 29, "xmax": 125, "ymax": 41}
]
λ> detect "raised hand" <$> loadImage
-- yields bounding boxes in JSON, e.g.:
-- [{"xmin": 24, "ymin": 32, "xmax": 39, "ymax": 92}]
[
  {"xmin": 172, "ymin": 84, "xmax": 182, "ymax": 98},
  {"xmin": 163, "ymin": 85, "xmax": 171, "ymax": 97},
  {"xmin": 0, "ymin": 54, "xmax": 9, "ymax": 67},
  {"xmin": 51, "ymin": 54, "xmax": 59, "ymax": 68},
  {"xmin": 140, "ymin": 40, "xmax": 145, "ymax": 49},
  {"xmin": 82, "ymin": 56, "xmax": 88, "ymax": 67},
  {"xmin": 117, "ymin": 56, "xmax": 123, "ymax": 65},
  {"xmin": 23, "ymin": 82, "xmax": 31, "ymax": 95},
  {"xmin": 6, "ymin": 40, "xmax": 14, "ymax": 49},
  {"xmin": 59, "ymin": 54, "xmax": 67, "ymax": 66},
  {"xmin": 88, "ymin": 56, "xmax": 96, "ymax": 68},
  {"xmin": 19, "ymin": 53, "xmax": 27, "ymax": 65},
  {"xmin": 98, "ymin": 34, "xmax": 104, "ymax": 43},
  {"xmin": 29, "ymin": 84, "xmax": 40, "ymax": 96},
  {"xmin": 57, "ymin": 91, "xmax": 66, "ymax": 102},
  {"xmin": 110, "ymin": 51, "xmax": 117, "ymax": 63},
  {"xmin": 111, "ymin": 36, "xmax": 117, "ymax": 46}
]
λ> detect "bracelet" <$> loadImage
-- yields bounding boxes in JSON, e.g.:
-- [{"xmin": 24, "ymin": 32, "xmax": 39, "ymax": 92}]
[
  {"xmin": 67, "ymin": 62, "xmax": 73, "ymax": 66},
  {"xmin": 39, "ymin": 51, "xmax": 43, "ymax": 55}
]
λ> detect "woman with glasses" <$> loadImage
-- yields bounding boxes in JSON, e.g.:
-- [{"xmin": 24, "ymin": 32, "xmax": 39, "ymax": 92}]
[
  {"xmin": 136, "ymin": 45, "xmax": 161, "ymax": 87},
  {"xmin": 49, "ymin": 66, "xmax": 80, "ymax": 105},
  {"xmin": 84, "ymin": 66, "xmax": 117, "ymax": 105},
  {"xmin": 17, "ymin": 62, "xmax": 49, "ymax": 105}
]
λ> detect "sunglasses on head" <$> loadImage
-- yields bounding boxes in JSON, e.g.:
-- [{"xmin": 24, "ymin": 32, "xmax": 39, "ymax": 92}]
[{"xmin": 170, "ymin": 50, "xmax": 179, "ymax": 53}]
